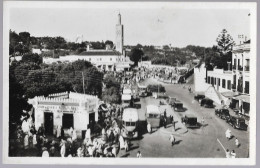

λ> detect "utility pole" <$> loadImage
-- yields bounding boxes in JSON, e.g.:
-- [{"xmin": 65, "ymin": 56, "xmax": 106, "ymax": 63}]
[{"xmin": 82, "ymin": 71, "xmax": 85, "ymax": 94}]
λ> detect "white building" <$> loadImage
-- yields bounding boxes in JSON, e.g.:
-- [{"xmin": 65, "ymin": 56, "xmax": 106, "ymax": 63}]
[
  {"xmin": 43, "ymin": 13, "xmax": 133, "ymax": 71},
  {"xmin": 194, "ymin": 40, "xmax": 250, "ymax": 117},
  {"xmin": 28, "ymin": 92, "xmax": 99, "ymax": 138},
  {"xmin": 231, "ymin": 40, "xmax": 250, "ymax": 116}
]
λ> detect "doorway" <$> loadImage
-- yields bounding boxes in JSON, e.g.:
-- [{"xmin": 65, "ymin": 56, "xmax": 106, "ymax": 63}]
[
  {"xmin": 44, "ymin": 112, "xmax": 54, "ymax": 135},
  {"xmin": 62, "ymin": 113, "xmax": 74, "ymax": 129}
]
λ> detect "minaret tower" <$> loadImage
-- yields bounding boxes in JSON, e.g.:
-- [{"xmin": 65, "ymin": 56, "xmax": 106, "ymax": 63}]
[{"xmin": 115, "ymin": 12, "xmax": 124, "ymax": 54}]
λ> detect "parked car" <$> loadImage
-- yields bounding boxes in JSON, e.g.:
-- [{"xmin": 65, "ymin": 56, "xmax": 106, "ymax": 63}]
[
  {"xmin": 194, "ymin": 94, "xmax": 205, "ymax": 101},
  {"xmin": 226, "ymin": 115, "xmax": 248, "ymax": 130},
  {"xmin": 181, "ymin": 114, "xmax": 199, "ymax": 128},
  {"xmin": 173, "ymin": 101, "xmax": 184, "ymax": 112},
  {"xmin": 200, "ymin": 98, "xmax": 214, "ymax": 108},
  {"xmin": 215, "ymin": 108, "xmax": 230, "ymax": 120}
]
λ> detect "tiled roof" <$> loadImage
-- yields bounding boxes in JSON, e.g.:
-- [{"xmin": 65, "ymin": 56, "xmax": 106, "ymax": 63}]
[{"xmin": 79, "ymin": 50, "xmax": 121, "ymax": 56}]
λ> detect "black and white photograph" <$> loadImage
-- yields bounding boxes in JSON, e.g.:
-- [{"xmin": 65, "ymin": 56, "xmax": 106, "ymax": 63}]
[{"xmin": 2, "ymin": 1, "xmax": 257, "ymax": 165}]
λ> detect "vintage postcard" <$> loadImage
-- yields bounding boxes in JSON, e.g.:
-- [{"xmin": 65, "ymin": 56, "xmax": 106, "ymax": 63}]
[{"xmin": 2, "ymin": 1, "xmax": 257, "ymax": 165}]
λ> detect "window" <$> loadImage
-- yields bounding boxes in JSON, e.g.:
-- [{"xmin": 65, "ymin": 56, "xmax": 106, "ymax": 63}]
[
  {"xmin": 211, "ymin": 77, "xmax": 214, "ymax": 85},
  {"xmin": 218, "ymin": 78, "xmax": 220, "ymax": 86},
  {"xmin": 207, "ymin": 77, "xmax": 210, "ymax": 84},
  {"xmin": 214, "ymin": 78, "xmax": 216, "ymax": 85},
  {"xmin": 222, "ymin": 79, "xmax": 226, "ymax": 88},
  {"xmin": 110, "ymin": 58, "xmax": 112, "ymax": 61},
  {"xmin": 227, "ymin": 80, "xmax": 231, "ymax": 90},
  {"xmin": 245, "ymin": 81, "xmax": 249, "ymax": 94},
  {"xmin": 100, "ymin": 58, "xmax": 102, "ymax": 61},
  {"xmin": 89, "ymin": 58, "xmax": 91, "ymax": 61}
]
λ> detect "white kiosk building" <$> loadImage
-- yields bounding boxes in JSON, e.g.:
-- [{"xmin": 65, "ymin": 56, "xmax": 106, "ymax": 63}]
[{"xmin": 28, "ymin": 92, "xmax": 99, "ymax": 138}]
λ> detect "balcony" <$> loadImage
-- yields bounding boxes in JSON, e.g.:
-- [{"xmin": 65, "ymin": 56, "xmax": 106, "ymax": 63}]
[
  {"xmin": 244, "ymin": 66, "xmax": 250, "ymax": 71},
  {"xmin": 232, "ymin": 65, "xmax": 236, "ymax": 70},
  {"xmin": 238, "ymin": 65, "xmax": 243, "ymax": 71}
]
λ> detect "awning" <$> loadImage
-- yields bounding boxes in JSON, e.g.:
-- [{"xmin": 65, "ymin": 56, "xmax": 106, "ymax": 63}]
[
  {"xmin": 122, "ymin": 94, "xmax": 131, "ymax": 101},
  {"xmin": 221, "ymin": 91, "xmax": 239, "ymax": 98},
  {"xmin": 233, "ymin": 95, "xmax": 250, "ymax": 103}
]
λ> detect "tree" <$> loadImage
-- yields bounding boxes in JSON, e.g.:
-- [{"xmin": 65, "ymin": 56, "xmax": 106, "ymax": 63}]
[
  {"xmin": 129, "ymin": 47, "xmax": 144, "ymax": 66},
  {"xmin": 21, "ymin": 53, "xmax": 43, "ymax": 64},
  {"xmin": 216, "ymin": 29, "xmax": 235, "ymax": 55}
]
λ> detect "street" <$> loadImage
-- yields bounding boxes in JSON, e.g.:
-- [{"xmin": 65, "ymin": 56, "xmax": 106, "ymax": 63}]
[{"xmin": 117, "ymin": 77, "xmax": 249, "ymax": 158}]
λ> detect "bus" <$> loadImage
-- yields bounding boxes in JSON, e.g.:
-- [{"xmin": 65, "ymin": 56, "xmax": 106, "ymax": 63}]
[
  {"xmin": 146, "ymin": 105, "xmax": 161, "ymax": 129},
  {"xmin": 121, "ymin": 108, "xmax": 139, "ymax": 139},
  {"xmin": 121, "ymin": 94, "xmax": 132, "ymax": 108},
  {"xmin": 138, "ymin": 84, "xmax": 148, "ymax": 97}
]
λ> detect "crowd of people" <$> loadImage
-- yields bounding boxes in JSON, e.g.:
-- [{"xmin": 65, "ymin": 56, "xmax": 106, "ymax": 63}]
[{"xmin": 9, "ymin": 103, "xmax": 137, "ymax": 158}]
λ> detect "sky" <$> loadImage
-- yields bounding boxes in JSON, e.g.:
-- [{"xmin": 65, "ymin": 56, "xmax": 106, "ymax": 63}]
[{"xmin": 9, "ymin": 4, "xmax": 251, "ymax": 48}]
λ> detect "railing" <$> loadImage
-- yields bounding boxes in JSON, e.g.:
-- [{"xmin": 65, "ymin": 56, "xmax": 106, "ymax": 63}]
[
  {"xmin": 232, "ymin": 65, "xmax": 236, "ymax": 70},
  {"xmin": 238, "ymin": 65, "xmax": 243, "ymax": 71},
  {"xmin": 244, "ymin": 66, "xmax": 250, "ymax": 71}
]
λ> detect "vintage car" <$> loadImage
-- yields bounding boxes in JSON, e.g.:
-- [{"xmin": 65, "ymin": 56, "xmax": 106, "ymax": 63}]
[
  {"xmin": 215, "ymin": 108, "xmax": 230, "ymax": 120},
  {"xmin": 200, "ymin": 98, "xmax": 214, "ymax": 108},
  {"xmin": 173, "ymin": 101, "xmax": 184, "ymax": 112},
  {"xmin": 226, "ymin": 115, "xmax": 248, "ymax": 131},
  {"xmin": 194, "ymin": 94, "xmax": 205, "ymax": 101},
  {"xmin": 167, "ymin": 96, "xmax": 177, "ymax": 107},
  {"xmin": 181, "ymin": 114, "xmax": 199, "ymax": 128}
]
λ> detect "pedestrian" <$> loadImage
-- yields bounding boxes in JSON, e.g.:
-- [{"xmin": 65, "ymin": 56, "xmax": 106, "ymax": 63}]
[
  {"xmin": 124, "ymin": 139, "xmax": 129, "ymax": 152},
  {"xmin": 169, "ymin": 134, "xmax": 175, "ymax": 146},
  {"xmin": 235, "ymin": 138, "xmax": 240, "ymax": 148},
  {"xmin": 56, "ymin": 125, "xmax": 61, "ymax": 138},
  {"xmin": 147, "ymin": 122, "xmax": 152, "ymax": 134},
  {"xmin": 172, "ymin": 120, "xmax": 175, "ymax": 132},
  {"xmin": 164, "ymin": 109, "xmax": 167, "ymax": 118},
  {"xmin": 85, "ymin": 125, "xmax": 91, "ymax": 140},
  {"xmin": 137, "ymin": 151, "xmax": 142, "ymax": 158},
  {"xmin": 42, "ymin": 147, "xmax": 49, "ymax": 157},
  {"xmin": 164, "ymin": 117, "xmax": 167, "ymax": 128},
  {"xmin": 226, "ymin": 149, "xmax": 231, "ymax": 158},
  {"xmin": 60, "ymin": 140, "xmax": 66, "ymax": 157},
  {"xmin": 231, "ymin": 150, "xmax": 236, "ymax": 158},
  {"xmin": 225, "ymin": 128, "xmax": 232, "ymax": 140}
]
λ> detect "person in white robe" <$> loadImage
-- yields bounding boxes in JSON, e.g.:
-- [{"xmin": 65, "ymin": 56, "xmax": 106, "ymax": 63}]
[
  {"xmin": 33, "ymin": 134, "xmax": 37, "ymax": 148},
  {"xmin": 56, "ymin": 125, "xmax": 61, "ymax": 138},
  {"xmin": 42, "ymin": 149, "xmax": 49, "ymax": 157},
  {"xmin": 119, "ymin": 135, "xmax": 125, "ymax": 150},
  {"xmin": 85, "ymin": 128, "xmax": 91, "ymax": 140},
  {"xmin": 24, "ymin": 134, "xmax": 29, "ymax": 149},
  {"xmin": 72, "ymin": 129, "xmax": 77, "ymax": 142},
  {"xmin": 60, "ymin": 140, "xmax": 66, "ymax": 157},
  {"xmin": 22, "ymin": 119, "xmax": 29, "ymax": 134}
]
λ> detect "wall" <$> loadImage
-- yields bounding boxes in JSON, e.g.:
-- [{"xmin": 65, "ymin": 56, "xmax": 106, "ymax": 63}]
[{"xmin": 194, "ymin": 64, "xmax": 209, "ymax": 93}]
